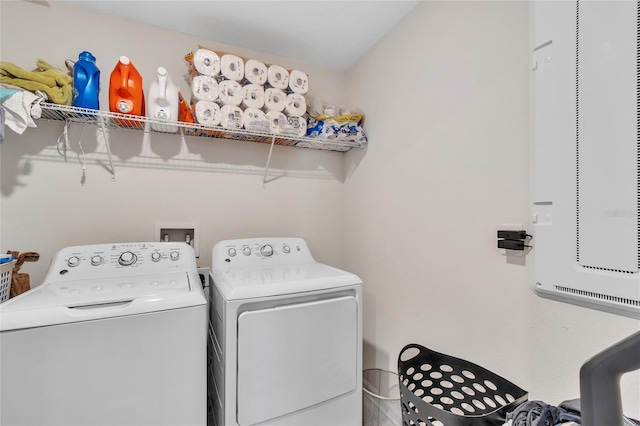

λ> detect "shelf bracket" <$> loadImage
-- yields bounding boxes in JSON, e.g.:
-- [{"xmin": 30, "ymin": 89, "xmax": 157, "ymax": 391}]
[
  {"xmin": 262, "ymin": 135, "xmax": 276, "ymax": 188},
  {"xmin": 97, "ymin": 113, "xmax": 116, "ymax": 181}
]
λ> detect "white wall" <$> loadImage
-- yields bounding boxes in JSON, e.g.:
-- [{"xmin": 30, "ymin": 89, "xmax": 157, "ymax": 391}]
[
  {"xmin": 344, "ymin": 0, "xmax": 639, "ymax": 417},
  {"xmin": 0, "ymin": 1, "xmax": 349, "ymax": 284}
]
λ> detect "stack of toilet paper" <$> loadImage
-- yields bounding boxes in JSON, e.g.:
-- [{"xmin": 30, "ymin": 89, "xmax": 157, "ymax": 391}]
[{"xmin": 184, "ymin": 46, "xmax": 309, "ymax": 137}]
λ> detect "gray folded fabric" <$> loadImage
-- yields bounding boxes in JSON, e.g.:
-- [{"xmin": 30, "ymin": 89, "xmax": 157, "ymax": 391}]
[{"xmin": 506, "ymin": 400, "xmax": 546, "ymax": 426}]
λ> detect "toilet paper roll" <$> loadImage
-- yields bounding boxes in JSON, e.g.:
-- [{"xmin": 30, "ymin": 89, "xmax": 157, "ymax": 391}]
[
  {"xmin": 267, "ymin": 65, "xmax": 289, "ymax": 90},
  {"xmin": 266, "ymin": 110, "xmax": 287, "ymax": 134},
  {"xmin": 193, "ymin": 49, "xmax": 221, "ymax": 77},
  {"xmin": 244, "ymin": 59, "xmax": 267, "ymax": 85},
  {"xmin": 288, "ymin": 69, "xmax": 308, "ymax": 94},
  {"xmin": 218, "ymin": 80, "xmax": 243, "ymax": 106},
  {"xmin": 280, "ymin": 115, "xmax": 307, "ymax": 137},
  {"xmin": 264, "ymin": 88, "xmax": 286, "ymax": 112},
  {"xmin": 243, "ymin": 108, "xmax": 270, "ymax": 133},
  {"xmin": 241, "ymin": 84, "xmax": 265, "ymax": 109},
  {"xmin": 220, "ymin": 104, "xmax": 244, "ymax": 129},
  {"xmin": 266, "ymin": 110, "xmax": 306, "ymax": 137},
  {"xmin": 191, "ymin": 75, "xmax": 218, "ymax": 102},
  {"xmin": 194, "ymin": 101, "xmax": 221, "ymax": 126},
  {"xmin": 285, "ymin": 93, "xmax": 306, "ymax": 117},
  {"xmin": 220, "ymin": 54, "xmax": 245, "ymax": 81}
]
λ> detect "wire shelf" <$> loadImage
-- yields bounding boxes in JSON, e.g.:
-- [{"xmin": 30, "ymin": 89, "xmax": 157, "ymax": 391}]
[{"xmin": 38, "ymin": 103, "xmax": 365, "ymax": 153}]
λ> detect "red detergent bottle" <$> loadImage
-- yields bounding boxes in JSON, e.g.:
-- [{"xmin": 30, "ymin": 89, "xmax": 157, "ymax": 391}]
[{"xmin": 109, "ymin": 56, "xmax": 145, "ymax": 126}]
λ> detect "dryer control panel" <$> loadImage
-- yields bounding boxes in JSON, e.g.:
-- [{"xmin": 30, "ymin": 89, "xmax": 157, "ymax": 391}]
[
  {"xmin": 212, "ymin": 238, "xmax": 314, "ymax": 268},
  {"xmin": 44, "ymin": 242, "xmax": 197, "ymax": 282}
]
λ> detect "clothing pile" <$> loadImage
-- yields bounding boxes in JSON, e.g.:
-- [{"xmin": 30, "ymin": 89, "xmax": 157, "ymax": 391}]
[
  {"xmin": 0, "ymin": 84, "xmax": 45, "ymax": 137},
  {"xmin": 0, "ymin": 59, "xmax": 72, "ymax": 139},
  {"xmin": 0, "ymin": 59, "xmax": 72, "ymax": 105},
  {"xmin": 503, "ymin": 399, "xmax": 640, "ymax": 426}
]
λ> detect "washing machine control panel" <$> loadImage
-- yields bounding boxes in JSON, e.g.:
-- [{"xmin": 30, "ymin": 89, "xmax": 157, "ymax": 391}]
[
  {"xmin": 46, "ymin": 242, "xmax": 197, "ymax": 282},
  {"xmin": 213, "ymin": 237, "xmax": 314, "ymax": 268}
]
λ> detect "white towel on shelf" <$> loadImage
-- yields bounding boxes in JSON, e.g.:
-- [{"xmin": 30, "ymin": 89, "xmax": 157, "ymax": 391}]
[{"xmin": 1, "ymin": 88, "xmax": 43, "ymax": 135}]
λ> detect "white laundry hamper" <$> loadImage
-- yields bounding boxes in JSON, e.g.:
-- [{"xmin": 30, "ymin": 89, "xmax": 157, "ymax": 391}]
[
  {"xmin": 363, "ymin": 368, "xmax": 402, "ymax": 426},
  {"xmin": 0, "ymin": 260, "xmax": 15, "ymax": 303}
]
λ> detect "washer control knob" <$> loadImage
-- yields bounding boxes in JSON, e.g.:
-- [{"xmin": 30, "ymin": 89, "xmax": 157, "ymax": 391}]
[
  {"xmin": 260, "ymin": 244, "xmax": 274, "ymax": 257},
  {"xmin": 242, "ymin": 247, "xmax": 251, "ymax": 256},
  {"xmin": 90, "ymin": 255, "xmax": 103, "ymax": 266},
  {"xmin": 169, "ymin": 251, "xmax": 180, "ymax": 261},
  {"xmin": 228, "ymin": 248, "xmax": 237, "ymax": 257},
  {"xmin": 151, "ymin": 252, "xmax": 162, "ymax": 262},
  {"xmin": 67, "ymin": 256, "xmax": 81, "ymax": 267},
  {"xmin": 118, "ymin": 251, "xmax": 137, "ymax": 266},
  {"xmin": 282, "ymin": 245, "xmax": 290, "ymax": 254}
]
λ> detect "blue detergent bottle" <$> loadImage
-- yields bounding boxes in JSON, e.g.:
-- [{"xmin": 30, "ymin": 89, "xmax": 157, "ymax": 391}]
[{"xmin": 73, "ymin": 51, "xmax": 100, "ymax": 109}]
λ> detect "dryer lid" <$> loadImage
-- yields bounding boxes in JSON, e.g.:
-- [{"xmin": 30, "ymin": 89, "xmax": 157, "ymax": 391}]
[
  {"xmin": 0, "ymin": 272, "xmax": 204, "ymax": 331},
  {"xmin": 211, "ymin": 262, "xmax": 362, "ymax": 300}
]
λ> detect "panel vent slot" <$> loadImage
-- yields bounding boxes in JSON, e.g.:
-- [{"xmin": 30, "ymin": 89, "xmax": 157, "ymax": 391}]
[
  {"xmin": 555, "ymin": 285, "xmax": 640, "ymax": 307},
  {"xmin": 581, "ymin": 265, "xmax": 638, "ymax": 274}
]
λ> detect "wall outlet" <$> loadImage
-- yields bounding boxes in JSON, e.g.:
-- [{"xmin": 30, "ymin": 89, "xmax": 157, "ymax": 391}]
[{"xmin": 155, "ymin": 221, "xmax": 199, "ymax": 257}]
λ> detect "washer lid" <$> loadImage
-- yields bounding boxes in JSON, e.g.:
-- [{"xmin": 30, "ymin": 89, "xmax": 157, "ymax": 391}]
[
  {"xmin": 211, "ymin": 262, "xmax": 362, "ymax": 300},
  {"xmin": 0, "ymin": 272, "xmax": 205, "ymax": 331}
]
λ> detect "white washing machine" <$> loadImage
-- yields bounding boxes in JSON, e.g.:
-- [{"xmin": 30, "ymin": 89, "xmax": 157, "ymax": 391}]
[
  {"xmin": 208, "ymin": 237, "xmax": 362, "ymax": 426},
  {"xmin": 0, "ymin": 242, "xmax": 207, "ymax": 426}
]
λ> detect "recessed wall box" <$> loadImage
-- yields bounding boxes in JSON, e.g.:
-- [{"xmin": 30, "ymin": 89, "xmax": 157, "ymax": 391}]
[{"xmin": 154, "ymin": 222, "xmax": 199, "ymax": 257}]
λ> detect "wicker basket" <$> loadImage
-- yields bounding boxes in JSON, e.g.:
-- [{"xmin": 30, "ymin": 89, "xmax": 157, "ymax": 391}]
[
  {"xmin": 398, "ymin": 344, "xmax": 528, "ymax": 426},
  {"xmin": 0, "ymin": 260, "xmax": 15, "ymax": 303}
]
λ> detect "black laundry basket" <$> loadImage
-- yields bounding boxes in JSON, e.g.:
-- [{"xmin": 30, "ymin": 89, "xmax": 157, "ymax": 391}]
[{"xmin": 398, "ymin": 344, "xmax": 528, "ymax": 426}]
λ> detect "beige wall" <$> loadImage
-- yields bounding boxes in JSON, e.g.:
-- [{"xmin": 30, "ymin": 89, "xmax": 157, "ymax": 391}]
[
  {"xmin": 344, "ymin": 0, "xmax": 639, "ymax": 416},
  {"xmin": 2, "ymin": 0, "xmax": 639, "ymax": 418}
]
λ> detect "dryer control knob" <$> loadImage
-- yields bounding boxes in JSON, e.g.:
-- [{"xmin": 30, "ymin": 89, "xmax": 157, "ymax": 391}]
[
  {"xmin": 282, "ymin": 245, "xmax": 290, "ymax": 254},
  {"xmin": 228, "ymin": 248, "xmax": 237, "ymax": 257},
  {"xmin": 90, "ymin": 255, "xmax": 103, "ymax": 266},
  {"xmin": 67, "ymin": 256, "xmax": 81, "ymax": 267},
  {"xmin": 169, "ymin": 251, "xmax": 180, "ymax": 261},
  {"xmin": 260, "ymin": 244, "xmax": 274, "ymax": 257},
  {"xmin": 151, "ymin": 252, "xmax": 162, "ymax": 262},
  {"xmin": 242, "ymin": 247, "xmax": 251, "ymax": 256},
  {"xmin": 118, "ymin": 251, "xmax": 137, "ymax": 266}
]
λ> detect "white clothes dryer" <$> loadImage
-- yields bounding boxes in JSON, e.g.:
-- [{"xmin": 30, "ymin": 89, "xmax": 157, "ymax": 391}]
[
  {"xmin": 0, "ymin": 242, "xmax": 207, "ymax": 426},
  {"xmin": 208, "ymin": 237, "xmax": 362, "ymax": 426}
]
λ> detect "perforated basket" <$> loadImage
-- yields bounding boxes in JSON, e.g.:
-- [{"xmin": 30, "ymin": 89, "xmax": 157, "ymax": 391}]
[
  {"xmin": 0, "ymin": 261, "xmax": 15, "ymax": 303},
  {"xmin": 398, "ymin": 344, "xmax": 528, "ymax": 426}
]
